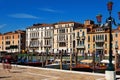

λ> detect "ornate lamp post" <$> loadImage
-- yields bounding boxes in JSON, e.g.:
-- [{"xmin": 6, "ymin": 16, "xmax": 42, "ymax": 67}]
[
  {"xmin": 118, "ymin": 12, "xmax": 120, "ymax": 20},
  {"xmin": 96, "ymin": 14, "xmax": 102, "ymax": 25},
  {"xmin": 115, "ymin": 45, "xmax": 118, "ymax": 71},
  {"xmin": 96, "ymin": 1, "xmax": 120, "ymax": 80}
]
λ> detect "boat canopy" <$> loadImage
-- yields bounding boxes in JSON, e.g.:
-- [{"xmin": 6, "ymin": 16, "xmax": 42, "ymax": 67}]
[
  {"xmin": 100, "ymin": 60, "xmax": 115, "ymax": 64},
  {"xmin": 80, "ymin": 59, "xmax": 93, "ymax": 64}
]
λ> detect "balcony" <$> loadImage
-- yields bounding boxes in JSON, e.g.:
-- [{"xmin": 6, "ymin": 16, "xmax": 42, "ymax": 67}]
[
  {"xmin": 96, "ymin": 46, "xmax": 104, "ymax": 49},
  {"xmin": 31, "ymin": 37, "xmax": 38, "ymax": 40},
  {"xmin": 29, "ymin": 45, "xmax": 39, "ymax": 48},
  {"xmin": 76, "ymin": 45, "xmax": 85, "ymax": 49},
  {"xmin": 80, "ymin": 36, "xmax": 85, "ymax": 40},
  {"xmin": 95, "ymin": 40, "xmax": 104, "ymax": 42},
  {"xmin": 76, "ymin": 36, "xmax": 80, "ymax": 39},
  {"xmin": 44, "ymin": 36, "xmax": 52, "ymax": 39},
  {"xmin": 43, "ymin": 44, "xmax": 51, "ymax": 48},
  {"xmin": 58, "ymin": 40, "xmax": 67, "ymax": 42}
]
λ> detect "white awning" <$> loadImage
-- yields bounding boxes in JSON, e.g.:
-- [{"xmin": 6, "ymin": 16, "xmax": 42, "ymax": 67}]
[
  {"xmin": 80, "ymin": 59, "xmax": 93, "ymax": 64},
  {"xmin": 100, "ymin": 60, "xmax": 115, "ymax": 64}
]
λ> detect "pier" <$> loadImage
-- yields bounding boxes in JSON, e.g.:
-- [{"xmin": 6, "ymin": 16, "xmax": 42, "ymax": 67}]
[{"xmin": 0, "ymin": 63, "xmax": 106, "ymax": 80}]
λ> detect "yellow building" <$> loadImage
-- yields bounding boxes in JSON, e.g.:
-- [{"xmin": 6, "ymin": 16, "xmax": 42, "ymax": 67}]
[
  {"xmin": 112, "ymin": 26, "xmax": 120, "ymax": 55},
  {"xmin": 53, "ymin": 22, "xmax": 80, "ymax": 54},
  {"xmin": 86, "ymin": 20, "xmax": 120, "ymax": 57}
]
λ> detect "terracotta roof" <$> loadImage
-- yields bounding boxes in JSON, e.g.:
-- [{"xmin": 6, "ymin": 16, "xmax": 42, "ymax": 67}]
[
  {"xmin": 54, "ymin": 21, "xmax": 79, "ymax": 25},
  {"xmin": 27, "ymin": 23, "xmax": 53, "ymax": 29},
  {"xmin": 56, "ymin": 21, "xmax": 74, "ymax": 24},
  {"xmin": 3, "ymin": 30, "xmax": 25, "ymax": 35}
]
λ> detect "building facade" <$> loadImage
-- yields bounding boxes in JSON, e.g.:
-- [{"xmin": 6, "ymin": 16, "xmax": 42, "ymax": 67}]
[
  {"xmin": 0, "ymin": 30, "xmax": 26, "ymax": 53},
  {"xmin": 53, "ymin": 22, "xmax": 80, "ymax": 54},
  {"xmin": 26, "ymin": 23, "xmax": 54, "ymax": 53},
  {"xmin": 0, "ymin": 20, "xmax": 119, "ymax": 57}
]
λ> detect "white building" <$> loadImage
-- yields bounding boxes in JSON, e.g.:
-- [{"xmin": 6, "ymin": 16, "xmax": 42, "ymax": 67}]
[{"xmin": 26, "ymin": 23, "xmax": 54, "ymax": 53}]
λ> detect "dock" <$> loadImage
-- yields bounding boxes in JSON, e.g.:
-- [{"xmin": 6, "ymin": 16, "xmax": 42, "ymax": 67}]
[{"xmin": 0, "ymin": 63, "xmax": 106, "ymax": 80}]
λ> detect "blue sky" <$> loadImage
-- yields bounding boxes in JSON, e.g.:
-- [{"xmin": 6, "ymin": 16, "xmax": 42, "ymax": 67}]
[{"xmin": 0, "ymin": 0, "xmax": 120, "ymax": 33}]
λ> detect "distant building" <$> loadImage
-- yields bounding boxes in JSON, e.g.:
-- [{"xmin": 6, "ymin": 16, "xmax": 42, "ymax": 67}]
[
  {"xmin": 26, "ymin": 23, "xmax": 54, "ymax": 53},
  {"xmin": 25, "ymin": 20, "xmax": 120, "ymax": 57},
  {"xmin": 74, "ymin": 21, "xmax": 88, "ymax": 56},
  {"xmin": 0, "ymin": 30, "xmax": 26, "ymax": 53},
  {"xmin": 53, "ymin": 22, "xmax": 80, "ymax": 54}
]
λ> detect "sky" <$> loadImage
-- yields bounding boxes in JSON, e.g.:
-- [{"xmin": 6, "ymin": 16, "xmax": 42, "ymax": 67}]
[{"xmin": 0, "ymin": 0, "xmax": 120, "ymax": 33}]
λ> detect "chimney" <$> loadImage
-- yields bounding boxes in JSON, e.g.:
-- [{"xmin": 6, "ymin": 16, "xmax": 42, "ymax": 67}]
[{"xmin": 84, "ymin": 20, "xmax": 94, "ymax": 26}]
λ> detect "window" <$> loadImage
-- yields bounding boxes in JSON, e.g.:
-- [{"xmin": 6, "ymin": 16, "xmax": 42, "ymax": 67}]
[
  {"xmin": 93, "ymin": 44, "xmax": 95, "ymax": 48},
  {"xmin": 73, "ymin": 33, "xmax": 75, "ymax": 39},
  {"xmin": 115, "ymin": 33, "xmax": 118, "ymax": 37},
  {"xmin": 77, "ymin": 32, "xmax": 79, "ymax": 36},
  {"xmin": 59, "ymin": 28, "xmax": 65, "ymax": 33},
  {"xmin": 105, "ymin": 44, "xmax": 107, "ymax": 48},
  {"xmin": 88, "ymin": 44, "xmax": 90, "ymax": 49},
  {"xmin": 41, "ymin": 32, "xmax": 43, "ymax": 37},
  {"xmin": 105, "ymin": 34, "xmax": 107, "ymax": 41},
  {"xmin": 13, "ymin": 35, "xmax": 14, "ymax": 39},
  {"xmin": 82, "ymin": 31, "xmax": 84, "ymax": 36},
  {"xmin": 59, "ymin": 42, "xmax": 66, "ymax": 47},
  {"xmin": 6, "ymin": 41, "xmax": 10, "ymax": 45}
]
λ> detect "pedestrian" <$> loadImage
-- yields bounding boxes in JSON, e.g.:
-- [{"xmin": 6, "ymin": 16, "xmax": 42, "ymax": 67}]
[{"xmin": 2, "ymin": 55, "xmax": 12, "ymax": 72}]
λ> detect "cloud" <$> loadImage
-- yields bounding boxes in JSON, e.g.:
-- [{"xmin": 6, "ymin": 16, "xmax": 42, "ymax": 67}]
[
  {"xmin": 0, "ymin": 24, "xmax": 7, "ymax": 29},
  {"xmin": 39, "ymin": 8, "xmax": 62, "ymax": 13},
  {"xmin": 8, "ymin": 13, "xmax": 39, "ymax": 19}
]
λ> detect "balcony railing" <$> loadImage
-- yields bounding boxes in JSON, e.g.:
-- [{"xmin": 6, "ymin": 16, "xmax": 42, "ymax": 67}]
[
  {"xmin": 31, "ymin": 37, "xmax": 38, "ymax": 40},
  {"xmin": 95, "ymin": 39, "xmax": 104, "ymax": 42},
  {"xmin": 76, "ymin": 45, "xmax": 85, "ymax": 48},
  {"xmin": 43, "ymin": 44, "xmax": 51, "ymax": 47},
  {"xmin": 96, "ymin": 46, "xmax": 104, "ymax": 49},
  {"xmin": 44, "ymin": 36, "xmax": 52, "ymax": 39},
  {"xmin": 58, "ymin": 40, "xmax": 67, "ymax": 42},
  {"xmin": 29, "ymin": 45, "xmax": 39, "ymax": 48}
]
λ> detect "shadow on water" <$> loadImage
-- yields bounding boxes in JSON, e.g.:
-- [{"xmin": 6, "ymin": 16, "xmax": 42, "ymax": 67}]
[{"xmin": 0, "ymin": 76, "xmax": 11, "ymax": 79}]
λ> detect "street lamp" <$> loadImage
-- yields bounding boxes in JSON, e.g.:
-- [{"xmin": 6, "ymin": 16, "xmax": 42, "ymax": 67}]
[
  {"xmin": 115, "ymin": 45, "xmax": 118, "ymax": 71},
  {"xmin": 96, "ymin": 1, "xmax": 120, "ymax": 80},
  {"xmin": 96, "ymin": 14, "xmax": 102, "ymax": 26}
]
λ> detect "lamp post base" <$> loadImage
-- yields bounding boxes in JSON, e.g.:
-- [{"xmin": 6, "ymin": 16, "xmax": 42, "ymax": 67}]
[{"xmin": 105, "ymin": 70, "xmax": 116, "ymax": 80}]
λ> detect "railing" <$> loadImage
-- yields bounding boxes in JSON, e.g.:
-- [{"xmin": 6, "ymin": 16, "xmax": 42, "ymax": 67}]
[
  {"xmin": 43, "ymin": 45, "xmax": 51, "ymax": 47},
  {"xmin": 76, "ymin": 45, "xmax": 85, "ymax": 48},
  {"xmin": 58, "ymin": 40, "xmax": 67, "ymax": 42},
  {"xmin": 96, "ymin": 46, "xmax": 104, "ymax": 49},
  {"xmin": 44, "ymin": 36, "xmax": 52, "ymax": 39},
  {"xmin": 95, "ymin": 39, "xmax": 104, "ymax": 42}
]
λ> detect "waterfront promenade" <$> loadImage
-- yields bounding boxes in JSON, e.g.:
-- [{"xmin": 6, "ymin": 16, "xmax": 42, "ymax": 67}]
[{"xmin": 0, "ymin": 63, "xmax": 106, "ymax": 80}]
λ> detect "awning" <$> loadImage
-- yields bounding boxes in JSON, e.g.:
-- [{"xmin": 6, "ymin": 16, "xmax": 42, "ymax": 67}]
[
  {"xmin": 100, "ymin": 60, "xmax": 115, "ymax": 64},
  {"xmin": 80, "ymin": 59, "xmax": 93, "ymax": 64}
]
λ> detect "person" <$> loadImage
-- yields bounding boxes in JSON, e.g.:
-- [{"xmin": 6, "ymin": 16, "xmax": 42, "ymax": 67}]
[{"xmin": 2, "ymin": 56, "xmax": 12, "ymax": 72}]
